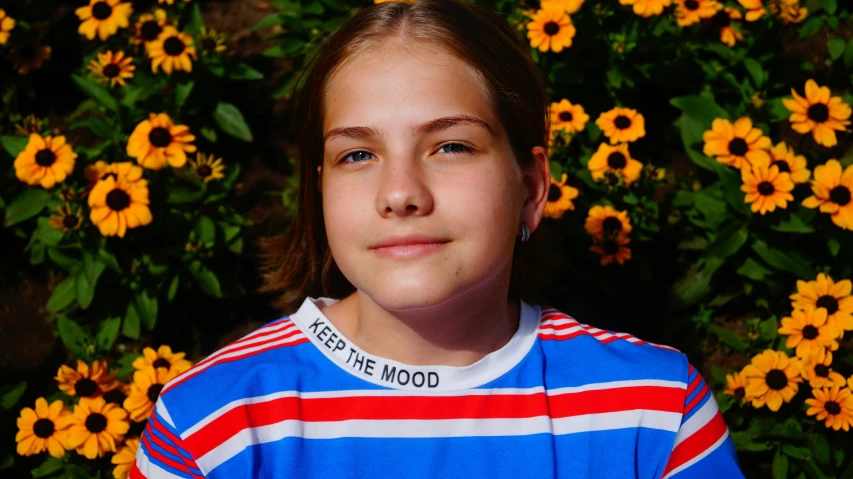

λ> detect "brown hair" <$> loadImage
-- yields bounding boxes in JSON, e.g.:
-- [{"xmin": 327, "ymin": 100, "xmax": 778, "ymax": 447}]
[{"xmin": 259, "ymin": 0, "xmax": 551, "ymax": 313}]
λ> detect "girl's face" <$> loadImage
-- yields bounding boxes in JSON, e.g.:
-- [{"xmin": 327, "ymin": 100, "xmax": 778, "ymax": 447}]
[{"xmin": 321, "ymin": 41, "xmax": 545, "ymax": 312}]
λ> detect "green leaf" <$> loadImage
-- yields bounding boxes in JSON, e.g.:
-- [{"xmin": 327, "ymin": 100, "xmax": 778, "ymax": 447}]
[
  {"xmin": 670, "ymin": 262, "xmax": 715, "ymax": 309},
  {"xmin": 782, "ymin": 444, "xmax": 811, "ymax": 460},
  {"xmin": 766, "ymin": 98, "xmax": 791, "ymax": 122},
  {"xmin": 772, "ymin": 212, "xmax": 815, "ymax": 233},
  {"xmin": 773, "ymin": 449, "xmax": 789, "ymax": 479},
  {"xmin": 758, "ymin": 316, "xmax": 778, "ymax": 341},
  {"xmin": 228, "ymin": 62, "xmax": 264, "ymax": 80},
  {"xmin": 166, "ymin": 183, "xmax": 206, "ymax": 204},
  {"xmin": 29, "ymin": 242, "xmax": 46, "ymax": 265},
  {"xmin": 186, "ymin": 3, "xmax": 205, "ymax": 34},
  {"xmin": 35, "ymin": 217, "xmax": 64, "ymax": 246},
  {"xmin": 167, "ymin": 274, "xmax": 180, "ymax": 302},
  {"xmin": 75, "ymin": 269, "xmax": 95, "ymax": 309},
  {"xmin": 252, "ymin": 13, "xmax": 282, "ymax": 30},
  {"xmin": 116, "ymin": 352, "xmax": 142, "ymax": 378},
  {"xmin": 134, "ymin": 290, "xmax": 158, "ymax": 330},
  {"xmin": 743, "ymin": 58, "xmax": 765, "ymax": 88},
  {"xmin": 31, "ymin": 456, "xmax": 63, "ymax": 478},
  {"xmin": 0, "ymin": 381, "xmax": 27, "ymax": 409},
  {"xmin": 46, "ymin": 276, "xmax": 77, "ymax": 313},
  {"xmin": 823, "ymin": 0, "xmax": 837, "ymax": 14},
  {"xmin": 196, "ymin": 215, "xmax": 216, "ymax": 246},
  {"xmin": 828, "ymin": 238, "xmax": 840, "ymax": 256},
  {"xmin": 71, "ymin": 74, "xmax": 118, "ymax": 111},
  {"xmin": 5, "ymin": 189, "xmax": 51, "ymax": 227},
  {"xmin": 189, "ymin": 260, "xmax": 222, "ymax": 298},
  {"xmin": 1, "ymin": 135, "xmax": 29, "ymax": 157},
  {"xmin": 57, "ymin": 316, "xmax": 90, "ymax": 356},
  {"xmin": 671, "ymin": 95, "xmax": 728, "ymax": 124},
  {"xmin": 809, "ymin": 434, "xmax": 831, "ymax": 465},
  {"xmin": 175, "ymin": 81, "xmax": 195, "ymax": 107},
  {"xmin": 0, "ymin": 450, "xmax": 13, "ymax": 470},
  {"xmin": 828, "ymin": 36, "xmax": 846, "ymax": 61},
  {"xmin": 213, "ymin": 102, "xmax": 253, "ymax": 142},
  {"xmin": 303, "ymin": 0, "xmax": 325, "ymax": 14},
  {"xmin": 751, "ymin": 240, "xmax": 814, "ymax": 279},
  {"xmin": 96, "ymin": 317, "xmax": 121, "ymax": 352},
  {"xmin": 97, "ymin": 248, "xmax": 121, "ymax": 273},
  {"xmin": 707, "ymin": 324, "xmax": 749, "ymax": 352},
  {"xmin": 262, "ymin": 38, "xmax": 303, "ymax": 58},
  {"xmin": 737, "ymin": 257, "xmax": 772, "ymax": 281},
  {"xmin": 123, "ymin": 301, "xmax": 140, "ymax": 339},
  {"xmin": 798, "ymin": 16, "xmax": 824, "ymax": 39},
  {"xmin": 706, "ymin": 223, "xmax": 748, "ymax": 260}
]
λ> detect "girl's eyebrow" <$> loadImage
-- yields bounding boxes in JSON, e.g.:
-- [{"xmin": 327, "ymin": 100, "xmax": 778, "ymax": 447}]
[{"xmin": 323, "ymin": 114, "xmax": 494, "ymax": 144}]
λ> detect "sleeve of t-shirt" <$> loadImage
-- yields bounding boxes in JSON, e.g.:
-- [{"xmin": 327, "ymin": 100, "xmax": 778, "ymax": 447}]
[
  {"xmin": 660, "ymin": 361, "xmax": 745, "ymax": 479},
  {"xmin": 131, "ymin": 400, "xmax": 206, "ymax": 479}
]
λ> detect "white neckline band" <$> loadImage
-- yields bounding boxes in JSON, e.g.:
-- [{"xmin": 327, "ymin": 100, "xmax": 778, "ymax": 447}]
[{"xmin": 288, "ymin": 296, "xmax": 541, "ymax": 392}]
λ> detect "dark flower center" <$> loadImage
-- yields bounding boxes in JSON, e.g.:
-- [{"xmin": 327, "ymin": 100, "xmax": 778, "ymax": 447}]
[
  {"xmin": 807, "ymin": 103, "xmax": 829, "ymax": 123},
  {"xmin": 102, "ymin": 63, "xmax": 120, "ymax": 78},
  {"xmin": 559, "ymin": 111, "xmax": 573, "ymax": 122},
  {"xmin": 74, "ymin": 378, "xmax": 98, "ymax": 397},
  {"xmin": 63, "ymin": 215, "xmax": 80, "ymax": 229},
  {"xmin": 147, "ymin": 383, "xmax": 164, "ymax": 404},
  {"xmin": 35, "ymin": 149, "xmax": 57, "ymax": 167},
  {"xmin": 85, "ymin": 413, "xmax": 107, "ymax": 433},
  {"xmin": 613, "ymin": 115, "xmax": 631, "ymax": 129},
  {"xmin": 106, "ymin": 189, "xmax": 131, "ymax": 211},
  {"xmin": 202, "ymin": 38, "xmax": 217, "ymax": 52},
  {"xmin": 765, "ymin": 369, "xmax": 788, "ymax": 390},
  {"xmin": 164, "ymin": 36, "xmax": 186, "ymax": 56},
  {"xmin": 153, "ymin": 358, "xmax": 171, "ymax": 369},
  {"xmin": 602, "ymin": 239, "xmax": 619, "ymax": 255},
  {"xmin": 103, "ymin": 388, "xmax": 127, "ymax": 405},
  {"xmin": 607, "ymin": 152, "xmax": 627, "ymax": 169},
  {"xmin": 757, "ymin": 181, "xmax": 775, "ymax": 196},
  {"xmin": 548, "ymin": 184, "xmax": 562, "ymax": 202},
  {"xmin": 33, "ymin": 418, "xmax": 55, "ymax": 438},
  {"xmin": 710, "ymin": 10, "xmax": 731, "ymax": 28},
  {"xmin": 801, "ymin": 325, "xmax": 819, "ymax": 340},
  {"xmin": 771, "ymin": 160, "xmax": 790, "ymax": 173},
  {"xmin": 603, "ymin": 217, "xmax": 622, "ymax": 234},
  {"xmin": 149, "ymin": 127, "xmax": 172, "ymax": 147},
  {"xmin": 196, "ymin": 165, "xmax": 213, "ymax": 178},
  {"xmin": 140, "ymin": 21, "xmax": 162, "ymax": 42},
  {"xmin": 815, "ymin": 364, "xmax": 829, "ymax": 377},
  {"xmin": 734, "ymin": 387, "xmax": 745, "ymax": 399},
  {"xmin": 92, "ymin": 1, "xmax": 113, "ymax": 20},
  {"xmin": 684, "ymin": 0, "xmax": 699, "ymax": 10},
  {"xmin": 816, "ymin": 295, "xmax": 839, "ymax": 315},
  {"xmin": 728, "ymin": 138, "xmax": 748, "ymax": 156},
  {"xmin": 825, "ymin": 400, "xmax": 841, "ymax": 415},
  {"xmin": 829, "ymin": 186, "xmax": 851, "ymax": 207},
  {"xmin": 544, "ymin": 22, "xmax": 560, "ymax": 36}
]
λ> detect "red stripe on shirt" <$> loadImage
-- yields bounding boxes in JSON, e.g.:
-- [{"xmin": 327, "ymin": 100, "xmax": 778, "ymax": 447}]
[
  {"xmin": 661, "ymin": 411, "xmax": 728, "ymax": 478},
  {"xmin": 142, "ymin": 428, "xmax": 205, "ymax": 479}
]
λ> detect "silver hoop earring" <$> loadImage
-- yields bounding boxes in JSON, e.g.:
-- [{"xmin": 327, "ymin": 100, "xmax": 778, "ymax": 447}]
[{"xmin": 520, "ymin": 223, "xmax": 530, "ymax": 242}]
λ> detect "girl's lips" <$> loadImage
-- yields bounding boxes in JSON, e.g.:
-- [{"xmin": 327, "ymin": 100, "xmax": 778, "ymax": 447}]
[{"xmin": 371, "ymin": 241, "xmax": 449, "ymax": 259}]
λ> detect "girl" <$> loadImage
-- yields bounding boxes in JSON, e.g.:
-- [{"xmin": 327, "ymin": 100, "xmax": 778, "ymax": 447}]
[{"xmin": 133, "ymin": 1, "xmax": 745, "ymax": 477}]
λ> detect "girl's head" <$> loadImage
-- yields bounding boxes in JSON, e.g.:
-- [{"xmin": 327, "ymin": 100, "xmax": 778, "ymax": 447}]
[{"xmin": 261, "ymin": 0, "xmax": 551, "ymax": 312}]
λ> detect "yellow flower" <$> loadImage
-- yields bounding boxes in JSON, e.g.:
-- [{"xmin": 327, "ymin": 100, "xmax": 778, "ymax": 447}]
[
  {"xmin": 740, "ymin": 163, "xmax": 794, "ymax": 215},
  {"xmin": 769, "ymin": 141, "xmax": 810, "ymax": 184},
  {"xmin": 84, "ymin": 160, "xmax": 145, "ymax": 191},
  {"xmin": 75, "ymin": 0, "xmax": 133, "ymax": 41},
  {"xmin": 133, "ymin": 9, "xmax": 169, "ymax": 46},
  {"xmin": 590, "ymin": 234, "xmax": 632, "ymax": 266},
  {"xmin": 55, "ymin": 360, "xmax": 118, "ymax": 398},
  {"xmin": 132, "ymin": 345, "xmax": 192, "ymax": 376},
  {"xmin": 801, "ymin": 348, "xmax": 847, "ymax": 389},
  {"xmin": 550, "ymin": 99, "xmax": 589, "ymax": 135},
  {"xmin": 805, "ymin": 385, "xmax": 853, "ymax": 431},
  {"xmin": 88, "ymin": 50, "xmax": 135, "ymax": 87},
  {"xmin": 88, "ymin": 174, "xmax": 153, "ymax": 238},
  {"xmin": 189, "ymin": 153, "xmax": 226, "ymax": 183},
  {"xmin": 124, "ymin": 366, "xmax": 179, "ymax": 422},
  {"xmin": 584, "ymin": 205, "xmax": 632, "ymax": 241},
  {"xmin": 526, "ymin": 7, "xmax": 576, "ymax": 53},
  {"xmin": 702, "ymin": 117, "xmax": 771, "ymax": 171},
  {"xmin": 783, "ymin": 79, "xmax": 851, "ymax": 148},
  {"xmin": 147, "ymin": 26, "xmax": 197, "ymax": 74},
  {"xmin": 778, "ymin": 306, "xmax": 838, "ymax": 358},
  {"xmin": 541, "ymin": 0, "xmax": 585, "ymax": 14},
  {"xmin": 802, "ymin": 159, "xmax": 853, "ymax": 230},
  {"xmin": 741, "ymin": 349, "xmax": 802, "ymax": 412},
  {"xmin": 11, "ymin": 42, "xmax": 51, "ymax": 74},
  {"xmin": 16, "ymin": 398, "xmax": 72, "ymax": 458},
  {"xmin": 543, "ymin": 173, "xmax": 579, "ymax": 219},
  {"xmin": 48, "ymin": 202, "xmax": 84, "ymax": 233},
  {"xmin": 0, "ymin": 9, "xmax": 15, "ymax": 45},
  {"xmin": 674, "ymin": 0, "xmax": 722, "ymax": 26},
  {"xmin": 588, "ymin": 142, "xmax": 643, "ymax": 185},
  {"xmin": 596, "ymin": 107, "xmax": 645, "ymax": 144},
  {"xmin": 619, "ymin": 0, "xmax": 672, "ymax": 17},
  {"xmin": 111, "ymin": 437, "xmax": 139, "ymax": 479},
  {"xmin": 724, "ymin": 371, "xmax": 751, "ymax": 404},
  {"xmin": 711, "ymin": 8, "xmax": 743, "ymax": 47},
  {"xmin": 737, "ymin": 0, "xmax": 766, "ymax": 21},
  {"xmin": 199, "ymin": 26, "xmax": 227, "ymax": 55},
  {"xmin": 769, "ymin": 0, "xmax": 807, "ymax": 23},
  {"xmin": 126, "ymin": 112, "xmax": 197, "ymax": 170},
  {"xmin": 66, "ymin": 397, "xmax": 129, "ymax": 459},
  {"xmin": 790, "ymin": 273, "xmax": 853, "ymax": 339},
  {"xmin": 14, "ymin": 133, "xmax": 77, "ymax": 189}
]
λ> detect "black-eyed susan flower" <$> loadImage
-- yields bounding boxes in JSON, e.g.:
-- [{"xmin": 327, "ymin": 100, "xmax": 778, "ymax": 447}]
[
  {"xmin": 802, "ymin": 159, "xmax": 853, "ymax": 231},
  {"xmin": 0, "ymin": 9, "xmax": 15, "ymax": 45},
  {"xmin": 111, "ymin": 437, "xmax": 139, "ymax": 479},
  {"xmin": 740, "ymin": 163, "xmax": 794, "ymax": 215},
  {"xmin": 132, "ymin": 345, "xmax": 192, "ymax": 376},
  {"xmin": 742, "ymin": 349, "xmax": 801, "ymax": 412},
  {"xmin": 127, "ymin": 113, "xmax": 197, "ymax": 170},
  {"xmin": 588, "ymin": 142, "xmax": 643, "ymax": 185},
  {"xmin": 199, "ymin": 26, "xmax": 227, "ymax": 55},
  {"xmin": 83, "ymin": 160, "xmax": 145, "ymax": 191},
  {"xmin": 189, "ymin": 153, "xmax": 226, "ymax": 183},
  {"xmin": 710, "ymin": 7, "xmax": 743, "ymax": 47},
  {"xmin": 526, "ymin": 7, "xmax": 576, "ymax": 53},
  {"xmin": 48, "ymin": 202, "xmax": 84, "ymax": 233},
  {"xmin": 14, "ymin": 133, "xmax": 77, "ymax": 189},
  {"xmin": 550, "ymin": 99, "xmax": 588, "ymax": 135},
  {"xmin": 75, "ymin": 0, "xmax": 133, "ymax": 41},
  {"xmin": 737, "ymin": 0, "xmax": 765, "ymax": 21},
  {"xmin": 770, "ymin": 0, "xmax": 807, "ymax": 23},
  {"xmin": 147, "ymin": 26, "xmax": 197, "ymax": 74},
  {"xmin": 11, "ymin": 42, "xmax": 52, "ymax": 75},
  {"xmin": 88, "ymin": 50, "xmax": 135, "ymax": 87},
  {"xmin": 124, "ymin": 366, "xmax": 179, "ymax": 422},
  {"xmin": 543, "ymin": 173, "xmax": 579, "ymax": 219},
  {"xmin": 801, "ymin": 348, "xmax": 847, "ymax": 389},
  {"xmin": 619, "ymin": 0, "xmax": 672, "ymax": 18},
  {"xmin": 778, "ymin": 306, "xmax": 838, "ymax": 358},
  {"xmin": 790, "ymin": 273, "xmax": 853, "ymax": 339},
  {"xmin": 133, "ymin": 8, "xmax": 168, "ymax": 46},
  {"xmin": 783, "ymin": 79, "xmax": 851, "ymax": 148},
  {"xmin": 590, "ymin": 235, "xmax": 632, "ymax": 266},
  {"xmin": 88, "ymin": 174, "xmax": 152, "ymax": 238},
  {"xmin": 16, "ymin": 398, "xmax": 72, "ymax": 458},
  {"xmin": 674, "ymin": 0, "xmax": 721, "ymax": 26},
  {"xmin": 770, "ymin": 141, "xmax": 810, "ymax": 184},
  {"xmin": 541, "ymin": 0, "xmax": 585, "ymax": 14},
  {"xmin": 66, "ymin": 397, "xmax": 129, "ymax": 459},
  {"xmin": 56, "ymin": 360, "xmax": 118, "ymax": 398},
  {"xmin": 702, "ymin": 117, "xmax": 771, "ymax": 171},
  {"xmin": 596, "ymin": 107, "xmax": 645, "ymax": 144},
  {"xmin": 584, "ymin": 205, "xmax": 632, "ymax": 240},
  {"xmin": 724, "ymin": 371, "xmax": 751, "ymax": 404},
  {"xmin": 805, "ymin": 385, "xmax": 853, "ymax": 431}
]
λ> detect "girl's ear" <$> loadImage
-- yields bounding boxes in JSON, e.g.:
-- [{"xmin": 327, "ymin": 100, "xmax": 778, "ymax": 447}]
[{"xmin": 520, "ymin": 146, "xmax": 551, "ymax": 235}]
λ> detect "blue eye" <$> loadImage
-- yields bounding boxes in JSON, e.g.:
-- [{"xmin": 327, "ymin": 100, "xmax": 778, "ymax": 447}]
[
  {"xmin": 341, "ymin": 151, "xmax": 375, "ymax": 163},
  {"xmin": 438, "ymin": 143, "xmax": 473, "ymax": 155}
]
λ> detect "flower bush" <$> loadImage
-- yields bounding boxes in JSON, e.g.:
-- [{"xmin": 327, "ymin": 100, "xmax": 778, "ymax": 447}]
[{"xmin": 1, "ymin": 0, "xmax": 852, "ymax": 477}]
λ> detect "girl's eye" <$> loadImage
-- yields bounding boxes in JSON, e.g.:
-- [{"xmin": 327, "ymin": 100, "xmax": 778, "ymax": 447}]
[
  {"xmin": 341, "ymin": 151, "xmax": 376, "ymax": 163},
  {"xmin": 438, "ymin": 143, "xmax": 473, "ymax": 155},
  {"xmin": 340, "ymin": 143, "xmax": 472, "ymax": 164}
]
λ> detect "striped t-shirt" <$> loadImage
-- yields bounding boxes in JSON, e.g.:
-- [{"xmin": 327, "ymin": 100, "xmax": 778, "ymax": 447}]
[{"xmin": 132, "ymin": 296, "xmax": 744, "ymax": 478}]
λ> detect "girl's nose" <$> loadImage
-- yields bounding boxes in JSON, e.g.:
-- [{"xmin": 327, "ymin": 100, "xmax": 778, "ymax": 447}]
[{"xmin": 375, "ymin": 157, "xmax": 434, "ymax": 218}]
